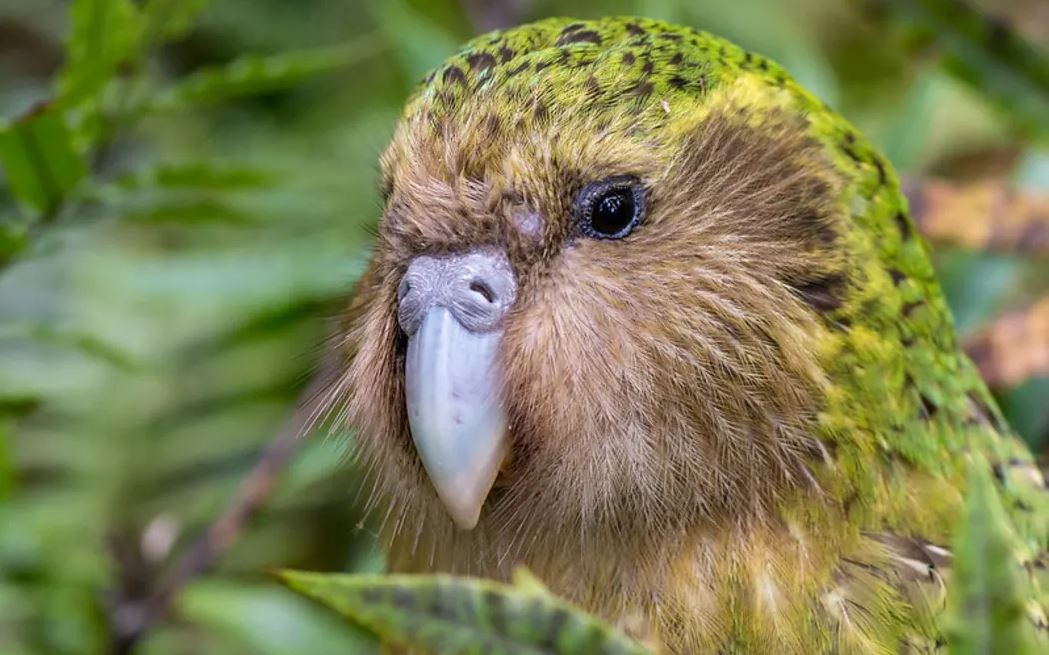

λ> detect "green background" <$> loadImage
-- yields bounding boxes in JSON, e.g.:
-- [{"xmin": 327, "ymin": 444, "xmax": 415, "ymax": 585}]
[{"xmin": 0, "ymin": 1, "xmax": 1046, "ymax": 653}]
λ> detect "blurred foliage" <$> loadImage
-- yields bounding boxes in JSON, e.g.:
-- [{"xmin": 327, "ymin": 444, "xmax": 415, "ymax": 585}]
[
  {"xmin": 882, "ymin": 0, "xmax": 1049, "ymax": 143},
  {"xmin": 0, "ymin": 0, "xmax": 1046, "ymax": 654}
]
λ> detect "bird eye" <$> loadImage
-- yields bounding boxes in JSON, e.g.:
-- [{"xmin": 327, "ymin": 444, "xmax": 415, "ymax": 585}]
[{"xmin": 575, "ymin": 176, "xmax": 647, "ymax": 240}]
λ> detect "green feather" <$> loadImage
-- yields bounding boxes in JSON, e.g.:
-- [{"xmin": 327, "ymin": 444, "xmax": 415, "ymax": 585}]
[{"xmin": 947, "ymin": 456, "xmax": 1040, "ymax": 655}]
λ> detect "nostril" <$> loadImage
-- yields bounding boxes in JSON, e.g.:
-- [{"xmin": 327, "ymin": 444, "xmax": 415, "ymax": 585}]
[
  {"xmin": 469, "ymin": 279, "xmax": 496, "ymax": 304},
  {"xmin": 401, "ymin": 250, "xmax": 515, "ymax": 334}
]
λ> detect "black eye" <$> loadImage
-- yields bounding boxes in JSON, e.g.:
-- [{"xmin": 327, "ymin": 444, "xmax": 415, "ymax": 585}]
[{"xmin": 575, "ymin": 175, "xmax": 647, "ymax": 239}]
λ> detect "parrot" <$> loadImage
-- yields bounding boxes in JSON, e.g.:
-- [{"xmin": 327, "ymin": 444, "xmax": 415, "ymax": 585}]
[{"xmin": 325, "ymin": 16, "xmax": 1049, "ymax": 654}]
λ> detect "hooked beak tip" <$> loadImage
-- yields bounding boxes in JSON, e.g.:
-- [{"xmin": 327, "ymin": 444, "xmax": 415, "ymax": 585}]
[{"xmin": 437, "ymin": 445, "xmax": 509, "ymax": 530}]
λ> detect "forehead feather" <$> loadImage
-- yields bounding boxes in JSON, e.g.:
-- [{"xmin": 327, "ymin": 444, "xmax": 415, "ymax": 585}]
[
  {"xmin": 381, "ymin": 17, "xmax": 805, "ymax": 191},
  {"xmin": 405, "ymin": 16, "xmax": 765, "ymax": 123}
]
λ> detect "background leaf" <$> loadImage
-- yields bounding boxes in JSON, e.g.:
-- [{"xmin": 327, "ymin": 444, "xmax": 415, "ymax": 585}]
[
  {"xmin": 165, "ymin": 579, "xmax": 377, "ymax": 655},
  {"xmin": 140, "ymin": 0, "xmax": 212, "ymax": 42},
  {"xmin": 366, "ymin": 0, "xmax": 462, "ymax": 85},
  {"xmin": 1, "ymin": 1, "xmax": 1048, "ymax": 654},
  {"xmin": 883, "ymin": 0, "xmax": 1049, "ymax": 142},
  {"xmin": 57, "ymin": 0, "xmax": 144, "ymax": 105},
  {"xmin": 145, "ymin": 40, "xmax": 382, "ymax": 112},
  {"xmin": 0, "ymin": 106, "xmax": 87, "ymax": 214}
]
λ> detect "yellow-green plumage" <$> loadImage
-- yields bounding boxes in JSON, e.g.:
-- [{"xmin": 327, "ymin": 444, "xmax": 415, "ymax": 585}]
[{"xmin": 344, "ymin": 16, "xmax": 1049, "ymax": 654}]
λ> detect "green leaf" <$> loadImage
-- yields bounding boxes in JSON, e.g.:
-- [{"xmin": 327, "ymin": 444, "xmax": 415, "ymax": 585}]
[
  {"xmin": 146, "ymin": 39, "xmax": 380, "ymax": 112},
  {"xmin": 998, "ymin": 377, "xmax": 1049, "ymax": 452},
  {"xmin": 140, "ymin": 0, "xmax": 212, "ymax": 42},
  {"xmin": 946, "ymin": 456, "xmax": 1038, "ymax": 655},
  {"xmin": 176, "ymin": 579, "xmax": 377, "ymax": 655},
  {"xmin": 885, "ymin": 0, "xmax": 1049, "ymax": 143},
  {"xmin": 81, "ymin": 162, "xmax": 275, "ymax": 215},
  {"xmin": 879, "ymin": 67, "xmax": 938, "ymax": 172},
  {"xmin": 366, "ymin": 0, "xmax": 460, "ymax": 84},
  {"xmin": 0, "ymin": 322, "xmax": 140, "ymax": 371},
  {"xmin": 0, "ymin": 106, "xmax": 88, "ymax": 215},
  {"xmin": 280, "ymin": 569, "xmax": 650, "ymax": 655},
  {"xmin": 118, "ymin": 198, "xmax": 260, "ymax": 225},
  {"xmin": 112, "ymin": 162, "xmax": 273, "ymax": 191},
  {"xmin": 57, "ymin": 0, "xmax": 144, "ymax": 105},
  {"xmin": 0, "ymin": 420, "xmax": 14, "ymax": 500},
  {"xmin": 0, "ymin": 218, "xmax": 29, "ymax": 267}
]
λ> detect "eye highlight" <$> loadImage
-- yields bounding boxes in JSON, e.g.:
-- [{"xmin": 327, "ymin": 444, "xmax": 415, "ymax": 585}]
[{"xmin": 575, "ymin": 175, "xmax": 647, "ymax": 240}]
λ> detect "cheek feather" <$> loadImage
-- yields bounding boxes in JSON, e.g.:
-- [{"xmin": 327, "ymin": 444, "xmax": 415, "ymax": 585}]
[{"xmin": 490, "ymin": 113, "xmax": 840, "ymax": 535}]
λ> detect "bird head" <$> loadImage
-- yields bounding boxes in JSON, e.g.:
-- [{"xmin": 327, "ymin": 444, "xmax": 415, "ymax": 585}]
[{"xmin": 331, "ymin": 17, "xmax": 942, "ymax": 568}]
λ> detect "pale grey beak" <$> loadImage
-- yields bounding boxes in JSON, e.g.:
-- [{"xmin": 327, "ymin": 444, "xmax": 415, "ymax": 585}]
[{"xmin": 398, "ymin": 250, "xmax": 515, "ymax": 529}]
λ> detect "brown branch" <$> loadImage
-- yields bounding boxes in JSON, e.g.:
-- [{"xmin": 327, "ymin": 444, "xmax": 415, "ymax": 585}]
[
  {"xmin": 110, "ymin": 374, "xmax": 332, "ymax": 654},
  {"xmin": 0, "ymin": 17, "xmax": 64, "ymax": 76},
  {"xmin": 964, "ymin": 293, "xmax": 1049, "ymax": 388},
  {"xmin": 903, "ymin": 178, "xmax": 1049, "ymax": 256}
]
